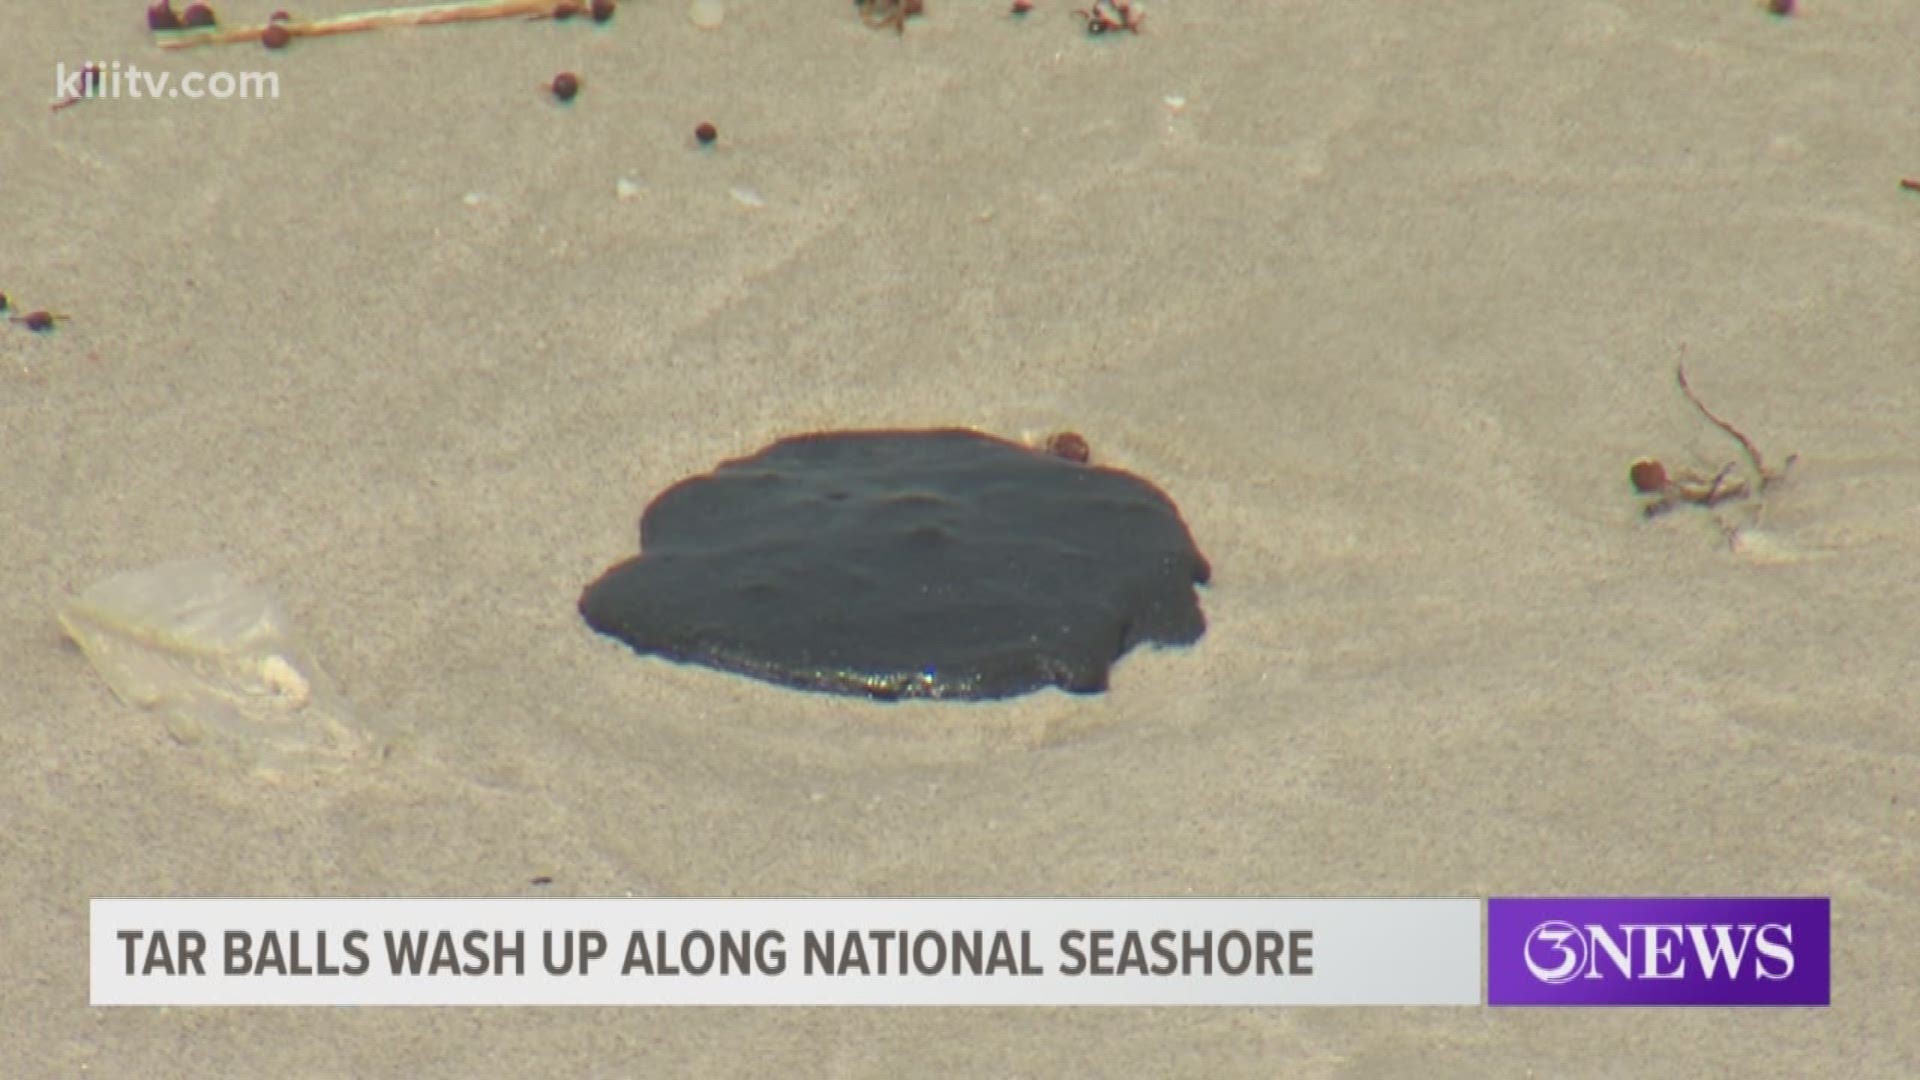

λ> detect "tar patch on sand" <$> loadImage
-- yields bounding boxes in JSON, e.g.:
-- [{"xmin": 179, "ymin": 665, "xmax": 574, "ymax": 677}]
[{"xmin": 580, "ymin": 429, "xmax": 1211, "ymax": 700}]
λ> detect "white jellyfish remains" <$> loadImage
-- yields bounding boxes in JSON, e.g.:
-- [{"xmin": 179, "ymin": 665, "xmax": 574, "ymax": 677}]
[{"xmin": 58, "ymin": 558, "xmax": 384, "ymax": 780}]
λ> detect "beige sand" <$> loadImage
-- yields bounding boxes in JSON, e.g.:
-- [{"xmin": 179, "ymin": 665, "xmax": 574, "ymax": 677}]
[{"xmin": 4, "ymin": 0, "xmax": 1916, "ymax": 1074}]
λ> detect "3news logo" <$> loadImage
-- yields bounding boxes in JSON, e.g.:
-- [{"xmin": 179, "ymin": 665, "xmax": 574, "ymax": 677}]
[
  {"xmin": 1487, "ymin": 898, "xmax": 1829, "ymax": 1006},
  {"xmin": 1522, "ymin": 918, "xmax": 1795, "ymax": 984}
]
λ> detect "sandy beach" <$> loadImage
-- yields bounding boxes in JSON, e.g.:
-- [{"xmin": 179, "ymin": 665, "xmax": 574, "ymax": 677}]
[{"xmin": 4, "ymin": 0, "xmax": 1917, "ymax": 1074}]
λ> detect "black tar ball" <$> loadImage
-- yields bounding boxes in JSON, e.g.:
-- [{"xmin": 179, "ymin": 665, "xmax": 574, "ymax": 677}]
[
  {"xmin": 550, "ymin": 72, "xmax": 580, "ymax": 102},
  {"xmin": 695, "ymin": 122, "xmax": 717, "ymax": 146},
  {"xmin": 580, "ymin": 429, "xmax": 1211, "ymax": 701}
]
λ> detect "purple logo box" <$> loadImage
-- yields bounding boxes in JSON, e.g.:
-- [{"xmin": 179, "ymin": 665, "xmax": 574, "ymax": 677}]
[{"xmin": 1488, "ymin": 897, "xmax": 1829, "ymax": 1007}]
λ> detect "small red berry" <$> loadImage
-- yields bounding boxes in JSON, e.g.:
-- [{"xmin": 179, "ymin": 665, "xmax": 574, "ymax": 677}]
[
  {"xmin": 147, "ymin": 1, "xmax": 183, "ymax": 30},
  {"xmin": 1629, "ymin": 459, "xmax": 1669, "ymax": 494},
  {"xmin": 1045, "ymin": 431, "xmax": 1091, "ymax": 463}
]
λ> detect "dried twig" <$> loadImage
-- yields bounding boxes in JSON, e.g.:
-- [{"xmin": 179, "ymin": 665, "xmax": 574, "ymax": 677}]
[
  {"xmin": 1075, "ymin": 0, "xmax": 1143, "ymax": 33},
  {"xmin": 153, "ymin": 0, "xmax": 586, "ymax": 50},
  {"xmin": 856, "ymin": 0, "xmax": 923, "ymax": 33},
  {"xmin": 1631, "ymin": 362, "xmax": 1796, "ymax": 519},
  {"xmin": 9, "ymin": 310, "xmax": 67, "ymax": 332},
  {"xmin": 1677, "ymin": 364, "xmax": 1779, "ymax": 483}
]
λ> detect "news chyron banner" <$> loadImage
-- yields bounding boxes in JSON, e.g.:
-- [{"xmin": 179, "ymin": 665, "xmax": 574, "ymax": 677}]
[{"xmin": 93, "ymin": 898, "xmax": 1479, "ymax": 1006}]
